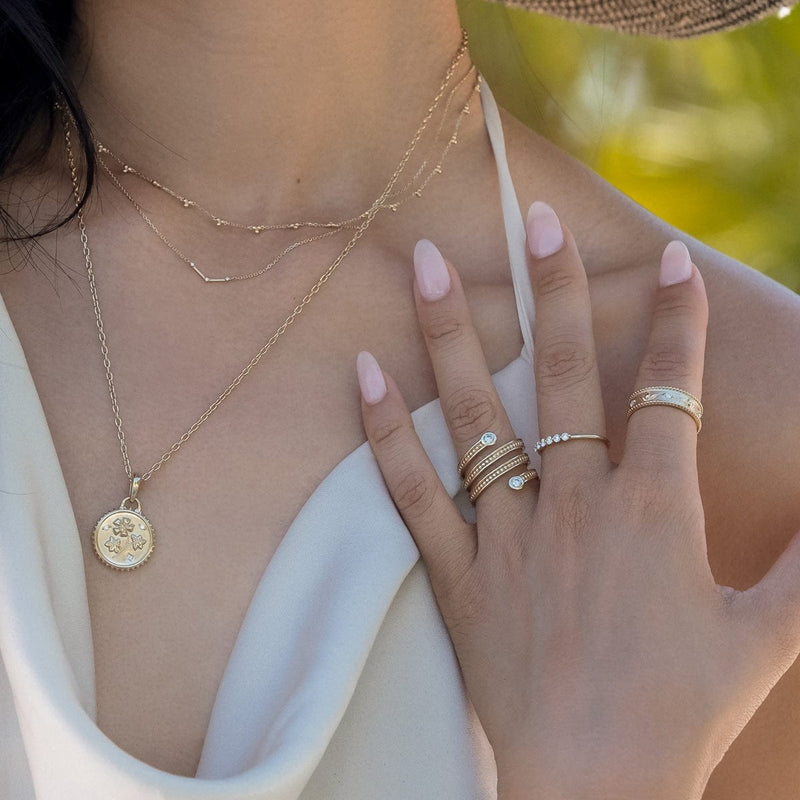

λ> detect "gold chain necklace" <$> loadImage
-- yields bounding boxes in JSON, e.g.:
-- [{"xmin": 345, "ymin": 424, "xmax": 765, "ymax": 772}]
[
  {"xmin": 93, "ymin": 62, "xmax": 477, "ymax": 283},
  {"xmin": 63, "ymin": 37, "xmax": 480, "ymax": 570},
  {"xmin": 96, "ymin": 35, "xmax": 474, "ymax": 234}
]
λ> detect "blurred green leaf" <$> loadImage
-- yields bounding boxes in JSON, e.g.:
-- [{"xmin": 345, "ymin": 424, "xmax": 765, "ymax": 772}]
[{"xmin": 458, "ymin": 0, "xmax": 800, "ymax": 292}]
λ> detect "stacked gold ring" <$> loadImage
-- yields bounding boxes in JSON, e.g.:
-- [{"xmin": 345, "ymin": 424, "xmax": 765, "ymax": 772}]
[
  {"xmin": 462, "ymin": 438, "xmax": 524, "ymax": 488},
  {"xmin": 457, "ymin": 431, "xmax": 499, "ymax": 476},
  {"xmin": 458, "ymin": 431, "xmax": 538, "ymax": 504},
  {"xmin": 627, "ymin": 386, "xmax": 703, "ymax": 433}
]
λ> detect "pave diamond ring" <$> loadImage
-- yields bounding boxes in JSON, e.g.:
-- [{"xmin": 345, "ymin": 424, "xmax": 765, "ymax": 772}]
[{"xmin": 535, "ymin": 433, "xmax": 611, "ymax": 455}]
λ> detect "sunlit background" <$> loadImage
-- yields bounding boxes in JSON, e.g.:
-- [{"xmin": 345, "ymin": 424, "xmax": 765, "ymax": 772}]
[{"xmin": 458, "ymin": 0, "xmax": 800, "ymax": 292}]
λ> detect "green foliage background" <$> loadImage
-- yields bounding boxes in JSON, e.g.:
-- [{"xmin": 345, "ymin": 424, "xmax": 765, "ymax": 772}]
[{"xmin": 458, "ymin": 0, "xmax": 800, "ymax": 293}]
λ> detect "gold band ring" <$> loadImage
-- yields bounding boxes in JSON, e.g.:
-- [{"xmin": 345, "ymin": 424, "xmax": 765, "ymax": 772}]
[
  {"xmin": 458, "ymin": 431, "xmax": 499, "ymax": 477},
  {"xmin": 469, "ymin": 453, "xmax": 532, "ymax": 503},
  {"xmin": 463, "ymin": 439, "xmax": 525, "ymax": 490},
  {"xmin": 535, "ymin": 433, "xmax": 610, "ymax": 455},
  {"xmin": 627, "ymin": 386, "xmax": 703, "ymax": 433}
]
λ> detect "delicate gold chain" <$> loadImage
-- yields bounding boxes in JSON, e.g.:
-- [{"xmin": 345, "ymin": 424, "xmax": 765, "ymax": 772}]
[
  {"xmin": 61, "ymin": 43, "xmax": 481, "ymax": 485},
  {"xmin": 95, "ymin": 30, "xmax": 472, "ymax": 236},
  {"xmin": 93, "ymin": 164, "xmax": 348, "ymax": 284},
  {"xmin": 67, "ymin": 120, "xmax": 377, "ymax": 482},
  {"xmin": 94, "ymin": 69, "xmax": 479, "ymax": 283}
]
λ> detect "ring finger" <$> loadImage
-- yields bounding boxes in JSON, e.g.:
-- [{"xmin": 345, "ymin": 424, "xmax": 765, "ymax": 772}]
[{"xmin": 525, "ymin": 202, "xmax": 610, "ymax": 479}]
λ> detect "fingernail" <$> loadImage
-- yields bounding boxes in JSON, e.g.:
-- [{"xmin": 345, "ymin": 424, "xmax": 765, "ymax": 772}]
[
  {"xmin": 660, "ymin": 240, "xmax": 693, "ymax": 287},
  {"xmin": 356, "ymin": 351, "xmax": 387, "ymax": 405},
  {"xmin": 414, "ymin": 239, "xmax": 451, "ymax": 301},
  {"xmin": 526, "ymin": 201, "xmax": 564, "ymax": 258}
]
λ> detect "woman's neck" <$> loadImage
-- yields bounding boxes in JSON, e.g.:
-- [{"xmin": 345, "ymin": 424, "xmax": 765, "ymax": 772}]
[{"xmin": 70, "ymin": 0, "xmax": 471, "ymax": 219}]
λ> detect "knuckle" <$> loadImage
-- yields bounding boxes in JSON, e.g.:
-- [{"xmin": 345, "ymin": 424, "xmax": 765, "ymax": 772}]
[
  {"xmin": 420, "ymin": 311, "xmax": 466, "ymax": 348},
  {"xmin": 442, "ymin": 565, "xmax": 487, "ymax": 635},
  {"xmin": 370, "ymin": 417, "xmax": 409, "ymax": 450},
  {"xmin": 535, "ymin": 264, "xmax": 578, "ymax": 300},
  {"xmin": 620, "ymin": 469, "xmax": 672, "ymax": 520},
  {"xmin": 625, "ymin": 433, "xmax": 683, "ymax": 477},
  {"xmin": 638, "ymin": 343, "xmax": 693, "ymax": 383},
  {"xmin": 653, "ymin": 293, "xmax": 697, "ymax": 321},
  {"xmin": 536, "ymin": 335, "xmax": 595, "ymax": 392},
  {"xmin": 445, "ymin": 385, "xmax": 499, "ymax": 439},
  {"xmin": 393, "ymin": 470, "xmax": 437, "ymax": 521},
  {"xmin": 618, "ymin": 460, "xmax": 692, "ymax": 521},
  {"xmin": 548, "ymin": 481, "xmax": 593, "ymax": 539}
]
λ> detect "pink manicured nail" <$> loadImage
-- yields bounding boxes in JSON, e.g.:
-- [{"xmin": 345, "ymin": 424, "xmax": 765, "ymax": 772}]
[
  {"xmin": 660, "ymin": 241, "xmax": 693, "ymax": 286},
  {"xmin": 356, "ymin": 351, "xmax": 387, "ymax": 405},
  {"xmin": 526, "ymin": 201, "xmax": 564, "ymax": 258},
  {"xmin": 414, "ymin": 239, "xmax": 451, "ymax": 301}
]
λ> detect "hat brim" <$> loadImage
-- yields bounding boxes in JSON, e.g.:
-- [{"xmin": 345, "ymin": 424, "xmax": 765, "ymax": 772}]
[{"xmin": 489, "ymin": 0, "xmax": 796, "ymax": 37}]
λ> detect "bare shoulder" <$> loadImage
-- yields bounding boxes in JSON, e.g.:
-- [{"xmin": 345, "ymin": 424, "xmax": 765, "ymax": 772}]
[{"xmin": 502, "ymin": 105, "xmax": 800, "ymax": 797}]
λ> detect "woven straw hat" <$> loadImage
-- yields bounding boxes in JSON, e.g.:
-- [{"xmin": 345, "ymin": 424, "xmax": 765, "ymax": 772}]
[{"xmin": 492, "ymin": 0, "xmax": 796, "ymax": 37}]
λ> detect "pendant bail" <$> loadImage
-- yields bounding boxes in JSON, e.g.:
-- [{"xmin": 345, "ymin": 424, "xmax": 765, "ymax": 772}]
[{"xmin": 129, "ymin": 474, "xmax": 142, "ymax": 503}]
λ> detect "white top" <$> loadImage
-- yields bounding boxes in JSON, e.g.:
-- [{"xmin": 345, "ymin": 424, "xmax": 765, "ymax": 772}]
[{"xmin": 0, "ymin": 77, "xmax": 540, "ymax": 799}]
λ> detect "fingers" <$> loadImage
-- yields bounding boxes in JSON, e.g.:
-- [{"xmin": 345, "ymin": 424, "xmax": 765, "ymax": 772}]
[
  {"xmin": 412, "ymin": 240, "xmax": 538, "ymax": 517},
  {"xmin": 357, "ymin": 351, "xmax": 476, "ymax": 603},
  {"xmin": 624, "ymin": 241, "xmax": 709, "ymax": 476},
  {"xmin": 525, "ymin": 202, "xmax": 610, "ymax": 477}
]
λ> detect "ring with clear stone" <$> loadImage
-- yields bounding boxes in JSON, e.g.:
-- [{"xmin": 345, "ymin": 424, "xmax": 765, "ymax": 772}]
[
  {"xmin": 507, "ymin": 470, "xmax": 539, "ymax": 492},
  {"xmin": 457, "ymin": 431, "xmax": 501, "ymax": 477},
  {"xmin": 627, "ymin": 386, "xmax": 703, "ymax": 433},
  {"xmin": 462, "ymin": 438, "xmax": 525, "ymax": 490},
  {"xmin": 469, "ymin": 453, "xmax": 532, "ymax": 503},
  {"xmin": 535, "ymin": 433, "xmax": 611, "ymax": 454}
]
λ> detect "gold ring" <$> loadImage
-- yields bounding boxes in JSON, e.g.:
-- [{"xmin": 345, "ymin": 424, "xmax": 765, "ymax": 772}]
[
  {"xmin": 507, "ymin": 469, "xmax": 539, "ymax": 492},
  {"xmin": 463, "ymin": 438, "xmax": 525, "ymax": 489},
  {"xmin": 627, "ymin": 386, "xmax": 703, "ymax": 433},
  {"xmin": 458, "ymin": 431, "xmax": 499, "ymax": 477},
  {"xmin": 535, "ymin": 433, "xmax": 610, "ymax": 455},
  {"xmin": 469, "ymin": 453, "xmax": 531, "ymax": 503}
]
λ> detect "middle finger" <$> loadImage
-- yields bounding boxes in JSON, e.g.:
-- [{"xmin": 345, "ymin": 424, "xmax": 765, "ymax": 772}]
[{"xmin": 412, "ymin": 239, "xmax": 538, "ymax": 515}]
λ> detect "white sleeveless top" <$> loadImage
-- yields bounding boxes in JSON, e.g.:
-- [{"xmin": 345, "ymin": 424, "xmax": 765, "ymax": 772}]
[{"xmin": 0, "ymin": 77, "xmax": 540, "ymax": 799}]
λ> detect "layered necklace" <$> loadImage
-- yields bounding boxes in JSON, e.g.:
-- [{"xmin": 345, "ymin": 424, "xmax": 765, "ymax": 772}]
[{"xmin": 63, "ymin": 30, "xmax": 479, "ymax": 570}]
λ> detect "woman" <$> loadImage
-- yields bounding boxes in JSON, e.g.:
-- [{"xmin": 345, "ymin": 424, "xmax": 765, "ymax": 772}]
[{"xmin": 0, "ymin": 0, "xmax": 798, "ymax": 798}]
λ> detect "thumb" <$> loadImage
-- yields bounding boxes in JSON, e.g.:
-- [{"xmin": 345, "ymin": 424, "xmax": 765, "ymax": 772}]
[{"xmin": 738, "ymin": 528, "xmax": 800, "ymax": 667}]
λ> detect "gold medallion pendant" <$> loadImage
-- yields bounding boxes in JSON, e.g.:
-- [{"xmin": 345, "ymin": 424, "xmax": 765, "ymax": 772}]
[{"xmin": 92, "ymin": 477, "xmax": 155, "ymax": 570}]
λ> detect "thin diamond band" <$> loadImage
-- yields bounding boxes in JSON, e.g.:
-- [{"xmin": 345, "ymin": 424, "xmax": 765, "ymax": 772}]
[{"xmin": 535, "ymin": 433, "xmax": 610, "ymax": 454}]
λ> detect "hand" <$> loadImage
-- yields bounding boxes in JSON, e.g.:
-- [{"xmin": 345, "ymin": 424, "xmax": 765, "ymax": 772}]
[{"xmin": 355, "ymin": 203, "xmax": 800, "ymax": 800}]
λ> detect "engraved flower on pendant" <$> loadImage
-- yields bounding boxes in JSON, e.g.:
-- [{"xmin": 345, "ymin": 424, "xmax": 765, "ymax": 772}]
[{"xmin": 112, "ymin": 516, "xmax": 135, "ymax": 537}]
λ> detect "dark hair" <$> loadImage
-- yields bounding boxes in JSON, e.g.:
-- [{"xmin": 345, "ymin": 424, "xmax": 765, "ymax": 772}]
[{"xmin": 0, "ymin": 0, "xmax": 94, "ymax": 244}]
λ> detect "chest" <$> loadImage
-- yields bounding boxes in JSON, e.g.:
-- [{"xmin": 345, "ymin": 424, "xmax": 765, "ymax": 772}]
[
  {"xmin": 3, "ymin": 182, "xmax": 800, "ymax": 794},
  {"xmin": 0, "ymin": 216, "xmax": 526, "ymax": 775}
]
